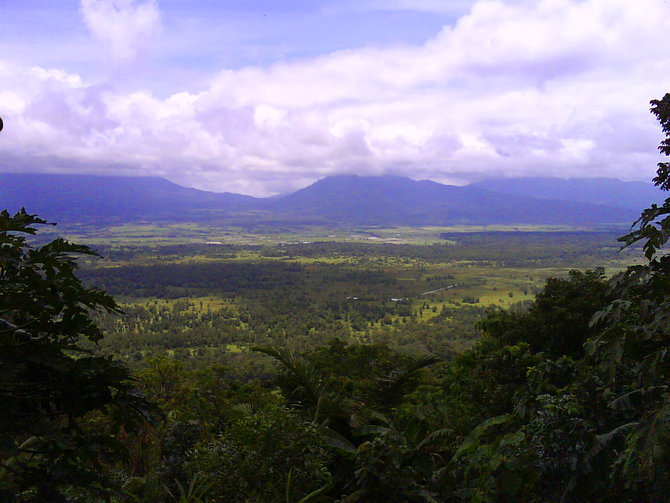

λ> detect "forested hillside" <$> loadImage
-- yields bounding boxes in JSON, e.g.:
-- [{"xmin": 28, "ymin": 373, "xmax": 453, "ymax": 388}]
[
  {"xmin": 1, "ymin": 94, "xmax": 669, "ymax": 502},
  {"xmin": 0, "ymin": 172, "xmax": 642, "ymax": 227}
]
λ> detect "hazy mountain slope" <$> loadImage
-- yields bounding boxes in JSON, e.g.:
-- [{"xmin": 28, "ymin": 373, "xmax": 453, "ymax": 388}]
[
  {"xmin": 264, "ymin": 175, "xmax": 636, "ymax": 225},
  {"xmin": 468, "ymin": 177, "xmax": 663, "ymax": 210},
  {"xmin": 0, "ymin": 172, "xmax": 639, "ymax": 226},
  {"xmin": 0, "ymin": 173, "xmax": 258, "ymax": 223}
]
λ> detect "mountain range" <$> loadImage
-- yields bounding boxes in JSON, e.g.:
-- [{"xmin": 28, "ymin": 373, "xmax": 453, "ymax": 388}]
[
  {"xmin": 468, "ymin": 177, "xmax": 661, "ymax": 210},
  {"xmin": 0, "ymin": 172, "xmax": 664, "ymax": 227}
]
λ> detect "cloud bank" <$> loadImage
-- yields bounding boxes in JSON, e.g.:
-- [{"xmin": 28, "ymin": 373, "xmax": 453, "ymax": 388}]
[{"xmin": 1, "ymin": 0, "xmax": 668, "ymax": 196}]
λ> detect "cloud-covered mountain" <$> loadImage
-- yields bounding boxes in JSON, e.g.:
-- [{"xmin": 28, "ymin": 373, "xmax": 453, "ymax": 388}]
[
  {"xmin": 0, "ymin": 173, "xmax": 257, "ymax": 223},
  {"xmin": 260, "ymin": 175, "xmax": 637, "ymax": 226},
  {"xmin": 0, "ymin": 173, "xmax": 644, "ymax": 227},
  {"xmin": 468, "ymin": 177, "xmax": 664, "ymax": 210}
]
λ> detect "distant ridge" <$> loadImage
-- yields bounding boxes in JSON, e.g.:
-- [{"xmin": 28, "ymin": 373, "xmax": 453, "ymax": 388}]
[
  {"xmin": 261, "ymin": 175, "xmax": 636, "ymax": 226},
  {"xmin": 0, "ymin": 173, "xmax": 258, "ymax": 223},
  {"xmin": 0, "ymin": 172, "xmax": 642, "ymax": 227},
  {"xmin": 468, "ymin": 177, "xmax": 664, "ymax": 210}
]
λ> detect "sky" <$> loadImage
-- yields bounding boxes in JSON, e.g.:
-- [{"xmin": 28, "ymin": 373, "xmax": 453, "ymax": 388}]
[{"xmin": 0, "ymin": 0, "xmax": 669, "ymax": 196}]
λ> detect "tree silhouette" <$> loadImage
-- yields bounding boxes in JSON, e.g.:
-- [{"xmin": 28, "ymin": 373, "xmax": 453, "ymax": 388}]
[{"xmin": 0, "ymin": 209, "xmax": 156, "ymax": 502}]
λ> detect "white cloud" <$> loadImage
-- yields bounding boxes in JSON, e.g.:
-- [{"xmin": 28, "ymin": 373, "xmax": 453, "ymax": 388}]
[
  {"xmin": 1, "ymin": 0, "xmax": 669, "ymax": 195},
  {"xmin": 80, "ymin": 0, "xmax": 161, "ymax": 62},
  {"xmin": 362, "ymin": 0, "xmax": 478, "ymax": 15}
]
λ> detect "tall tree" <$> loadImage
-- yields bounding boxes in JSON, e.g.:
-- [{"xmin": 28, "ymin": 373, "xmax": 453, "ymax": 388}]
[
  {"xmin": 0, "ymin": 209, "xmax": 154, "ymax": 502},
  {"xmin": 619, "ymin": 93, "xmax": 670, "ymax": 257},
  {"xmin": 584, "ymin": 93, "xmax": 670, "ymax": 499}
]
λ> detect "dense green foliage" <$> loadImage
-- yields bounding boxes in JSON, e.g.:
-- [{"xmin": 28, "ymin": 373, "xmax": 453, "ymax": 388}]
[
  {"xmin": 0, "ymin": 210, "xmax": 155, "ymax": 502},
  {"xmin": 9, "ymin": 219, "xmax": 649, "ymax": 502}
]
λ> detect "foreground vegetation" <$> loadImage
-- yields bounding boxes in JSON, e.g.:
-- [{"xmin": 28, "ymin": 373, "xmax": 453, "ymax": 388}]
[{"xmin": 1, "ymin": 94, "xmax": 669, "ymax": 502}]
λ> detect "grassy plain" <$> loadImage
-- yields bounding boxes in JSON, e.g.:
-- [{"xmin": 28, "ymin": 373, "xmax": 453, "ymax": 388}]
[
  {"xmin": 72, "ymin": 223, "xmax": 642, "ymax": 375},
  {"xmin": 52, "ymin": 221, "xmax": 628, "ymax": 246}
]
